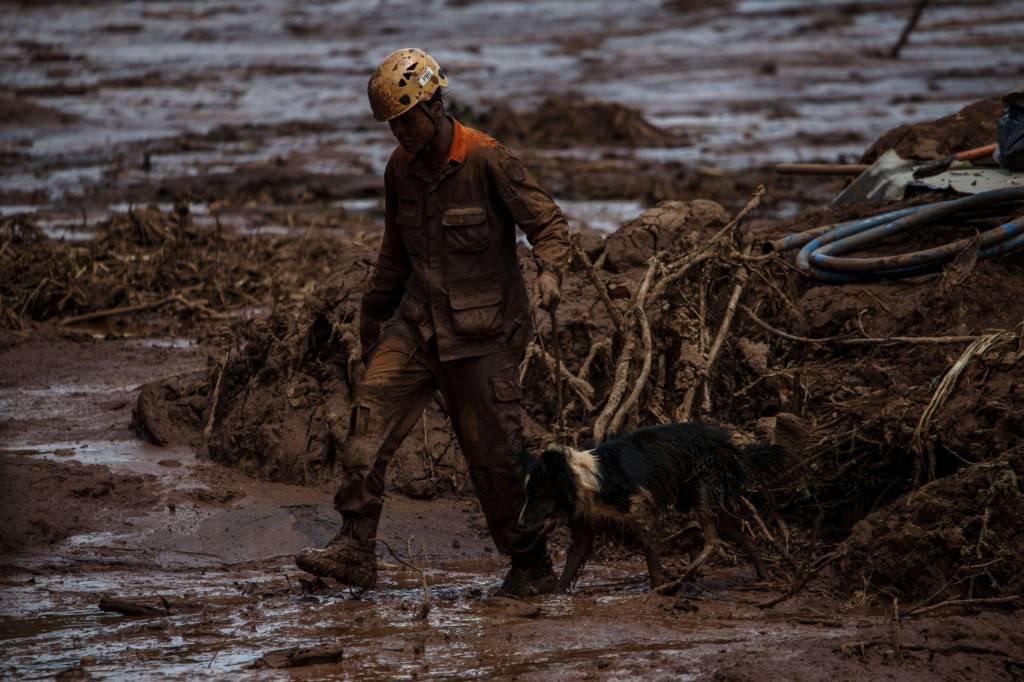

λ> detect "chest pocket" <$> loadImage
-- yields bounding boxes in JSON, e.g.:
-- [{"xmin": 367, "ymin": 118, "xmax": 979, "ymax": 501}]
[
  {"xmin": 396, "ymin": 205, "xmax": 423, "ymax": 253},
  {"xmin": 442, "ymin": 206, "xmax": 489, "ymax": 254}
]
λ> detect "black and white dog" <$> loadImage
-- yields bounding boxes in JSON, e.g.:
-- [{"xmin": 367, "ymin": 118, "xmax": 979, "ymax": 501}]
[{"xmin": 518, "ymin": 422, "xmax": 778, "ymax": 592}]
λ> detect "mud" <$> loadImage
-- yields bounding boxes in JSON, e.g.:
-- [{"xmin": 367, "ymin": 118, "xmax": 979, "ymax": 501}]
[
  {"xmin": 836, "ymin": 445, "xmax": 1024, "ymax": 601},
  {"xmin": 0, "ymin": 206, "xmax": 348, "ymax": 331},
  {"xmin": 862, "ymin": 97, "xmax": 1005, "ymax": 163},
  {"xmin": 476, "ymin": 95, "xmax": 691, "ymax": 148},
  {"xmin": 4, "ymin": 0, "xmax": 1024, "ymax": 678},
  {"xmin": 0, "ymin": 458, "xmax": 158, "ymax": 552}
]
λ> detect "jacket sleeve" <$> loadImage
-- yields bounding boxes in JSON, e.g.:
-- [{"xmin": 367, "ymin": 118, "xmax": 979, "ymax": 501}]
[
  {"xmin": 360, "ymin": 159, "xmax": 411, "ymax": 322},
  {"xmin": 489, "ymin": 145, "xmax": 571, "ymax": 281}
]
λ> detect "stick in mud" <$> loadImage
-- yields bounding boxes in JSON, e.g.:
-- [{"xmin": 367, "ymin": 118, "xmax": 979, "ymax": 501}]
[{"xmin": 374, "ymin": 537, "xmax": 431, "ymax": 620}]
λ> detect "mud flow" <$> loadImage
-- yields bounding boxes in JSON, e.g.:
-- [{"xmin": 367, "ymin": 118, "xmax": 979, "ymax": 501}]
[
  {"xmin": 4, "ymin": 0, "xmax": 1024, "ymax": 679},
  {"xmin": 1, "ymin": 559, "xmax": 859, "ymax": 680}
]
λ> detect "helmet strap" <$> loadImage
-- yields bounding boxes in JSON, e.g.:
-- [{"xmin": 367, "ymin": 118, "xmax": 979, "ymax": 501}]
[{"xmin": 418, "ymin": 101, "xmax": 443, "ymax": 133}]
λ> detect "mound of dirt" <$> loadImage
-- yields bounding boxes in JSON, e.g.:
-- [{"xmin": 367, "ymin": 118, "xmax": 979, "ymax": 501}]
[
  {"xmin": 0, "ymin": 94, "xmax": 77, "ymax": 126},
  {"xmin": 479, "ymin": 95, "xmax": 689, "ymax": 148},
  {"xmin": 861, "ymin": 96, "xmax": 1003, "ymax": 163},
  {"xmin": 0, "ymin": 457, "xmax": 159, "ymax": 552},
  {"xmin": 834, "ymin": 447, "xmax": 1024, "ymax": 600},
  {"xmin": 0, "ymin": 207, "xmax": 338, "ymax": 330},
  {"xmin": 134, "ymin": 245, "xmax": 473, "ymax": 497}
]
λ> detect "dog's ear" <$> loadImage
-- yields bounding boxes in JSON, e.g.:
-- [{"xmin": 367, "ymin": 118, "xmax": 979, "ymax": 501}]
[
  {"xmin": 541, "ymin": 448, "xmax": 563, "ymax": 470},
  {"xmin": 515, "ymin": 448, "xmax": 534, "ymax": 472},
  {"xmin": 548, "ymin": 450, "xmax": 578, "ymax": 511}
]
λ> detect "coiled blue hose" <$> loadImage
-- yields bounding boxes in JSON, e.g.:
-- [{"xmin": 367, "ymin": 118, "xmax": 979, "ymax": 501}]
[{"xmin": 768, "ymin": 188, "xmax": 1024, "ymax": 283}]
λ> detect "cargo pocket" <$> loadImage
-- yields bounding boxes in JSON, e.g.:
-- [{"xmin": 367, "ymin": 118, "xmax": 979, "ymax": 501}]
[
  {"xmin": 398, "ymin": 290, "xmax": 428, "ymax": 327},
  {"xmin": 491, "ymin": 369, "xmax": 524, "ymax": 403},
  {"xmin": 448, "ymin": 278, "xmax": 504, "ymax": 337},
  {"xmin": 442, "ymin": 205, "xmax": 488, "ymax": 253}
]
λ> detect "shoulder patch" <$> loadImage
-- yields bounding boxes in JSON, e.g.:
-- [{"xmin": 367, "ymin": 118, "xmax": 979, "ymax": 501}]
[{"xmin": 503, "ymin": 156, "xmax": 526, "ymax": 183}]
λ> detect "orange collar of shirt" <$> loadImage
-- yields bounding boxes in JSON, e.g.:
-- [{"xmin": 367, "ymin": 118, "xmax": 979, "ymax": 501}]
[{"xmin": 446, "ymin": 119, "xmax": 469, "ymax": 166}]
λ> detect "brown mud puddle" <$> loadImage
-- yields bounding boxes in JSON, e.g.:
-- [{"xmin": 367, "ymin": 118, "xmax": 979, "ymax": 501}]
[
  {"xmin": 1, "ymin": 558, "xmax": 854, "ymax": 680},
  {"xmin": 3, "ymin": 331, "xmax": 1023, "ymax": 679}
]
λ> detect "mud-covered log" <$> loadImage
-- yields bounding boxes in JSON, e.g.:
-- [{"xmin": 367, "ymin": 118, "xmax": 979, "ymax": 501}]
[{"xmin": 254, "ymin": 644, "xmax": 345, "ymax": 669}]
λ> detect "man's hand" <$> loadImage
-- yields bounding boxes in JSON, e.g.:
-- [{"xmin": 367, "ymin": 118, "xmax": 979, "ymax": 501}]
[
  {"xmin": 533, "ymin": 270, "xmax": 561, "ymax": 312},
  {"xmin": 359, "ymin": 315, "xmax": 380, "ymax": 363}
]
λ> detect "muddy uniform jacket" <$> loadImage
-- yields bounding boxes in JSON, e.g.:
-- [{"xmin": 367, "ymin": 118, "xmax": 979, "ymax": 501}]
[{"xmin": 361, "ymin": 119, "xmax": 571, "ymax": 361}]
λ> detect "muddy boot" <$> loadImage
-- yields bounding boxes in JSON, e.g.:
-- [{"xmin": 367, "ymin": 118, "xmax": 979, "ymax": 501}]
[
  {"xmin": 497, "ymin": 541, "xmax": 557, "ymax": 597},
  {"xmin": 295, "ymin": 514, "xmax": 377, "ymax": 589}
]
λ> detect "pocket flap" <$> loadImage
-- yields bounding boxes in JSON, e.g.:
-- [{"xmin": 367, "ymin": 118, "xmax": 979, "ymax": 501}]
[
  {"xmin": 396, "ymin": 206, "xmax": 420, "ymax": 227},
  {"xmin": 448, "ymin": 281, "xmax": 503, "ymax": 310},
  {"xmin": 442, "ymin": 206, "xmax": 486, "ymax": 227},
  {"xmin": 491, "ymin": 372, "xmax": 524, "ymax": 402}
]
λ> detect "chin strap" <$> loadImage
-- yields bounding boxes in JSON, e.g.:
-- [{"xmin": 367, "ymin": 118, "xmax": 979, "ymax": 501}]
[{"xmin": 418, "ymin": 101, "xmax": 443, "ymax": 134}]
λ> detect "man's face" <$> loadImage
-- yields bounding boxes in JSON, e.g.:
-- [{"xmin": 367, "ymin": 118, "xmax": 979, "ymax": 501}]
[{"xmin": 388, "ymin": 105, "xmax": 435, "ymax": 154}]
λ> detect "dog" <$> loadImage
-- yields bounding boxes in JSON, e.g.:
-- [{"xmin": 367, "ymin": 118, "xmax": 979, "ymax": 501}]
[{"xmin": 517, "ymin": 422, "xmax": 778, "ymax": 592}]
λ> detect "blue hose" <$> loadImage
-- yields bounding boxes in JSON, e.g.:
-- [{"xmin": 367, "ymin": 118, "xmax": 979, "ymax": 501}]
[{"xmin": 782, "ymin": 187, "xmax": 1024, "ymax": 283}]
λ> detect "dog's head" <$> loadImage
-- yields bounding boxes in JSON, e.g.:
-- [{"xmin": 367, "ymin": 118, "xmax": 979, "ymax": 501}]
[{"xmin": 517, "ymin": 445, "xmax": 578, "ymax": 530}]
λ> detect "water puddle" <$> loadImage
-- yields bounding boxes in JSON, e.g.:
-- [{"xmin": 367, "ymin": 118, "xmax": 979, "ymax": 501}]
[{"xmin": 0, "ymin": 558, "xmax": 852, "ymax": 679}]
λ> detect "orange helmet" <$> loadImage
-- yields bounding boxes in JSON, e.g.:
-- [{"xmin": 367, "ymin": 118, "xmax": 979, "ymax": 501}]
[{"xmin": 367, "ymin": 48, "xmax": 449, "ymax": 122}]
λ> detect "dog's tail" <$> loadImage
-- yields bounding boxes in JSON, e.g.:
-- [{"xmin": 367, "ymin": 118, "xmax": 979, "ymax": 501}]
[
  {"xmin": 740, "ymin": 413, "xmax": 811, "ymax": 484},
  {"xmin": 740, "ymin": 442, "xmax": 783, "ymax": 483}
]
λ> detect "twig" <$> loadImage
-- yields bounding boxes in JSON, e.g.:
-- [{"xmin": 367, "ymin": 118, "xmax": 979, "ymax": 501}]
[
  {"xmin": 889, "ymin": 0, "xmax": 930, "ymax": 58},
  {"xmin": 593, "ymin": 257, "xmax": 657, "ymax": 441},
  {"xmin": 741, "ymin": 304, "xmax": 1013, "ymax": 346},
  {"xmin": 648, "ymin": 252, "xmax": 712, "ymax": 302},
  {"xmin": 608, "ymin": 258, "xmax": 658, "ymax": 434},
  {"xmin": 681, "ymin": 253, "xmax": 751, "ymax": 422},
  {"xmin": 571, "ymin": 234, "xmax": 623, "ymax": 330},
  {"xmin": 58, "ymin": 295, "xmax": 177, "ymax": 326},
  {"xmin": 704, "ymin": 184, "xmax": 767, "ymax": 250},
  {"xmin": 593, "ymin": 327, "xmax": 636, "ymax": 442},
  {"xmin": 757, "ymin": 550, "xmax": 842, "ymax": 609},
  {"xmin": 899, "ymin": 595, "xmax": 1020, "ymax": 618},
  {"xmin": 522, "ymin": 343, "xmax": 596, "ymax": 411},
  {"xmin": 373, "ymin": 537, "xmax": 431, "ymax": 620},
  {"xmin": 203, "ymin": 351, "xmax": 230, "ymax": 439},
  {"xmin": 911, "ymin": 332, "xmax": 1015, "ymax": 484},
  {"xmin": 740, "ymin": 496, "xmax": 800, "ymax": 573}
]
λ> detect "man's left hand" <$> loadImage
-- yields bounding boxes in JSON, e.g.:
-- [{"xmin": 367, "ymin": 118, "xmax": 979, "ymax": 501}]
[{"xmin": 534, "ymin": 271, "xmax": 561, "ymax": 312}]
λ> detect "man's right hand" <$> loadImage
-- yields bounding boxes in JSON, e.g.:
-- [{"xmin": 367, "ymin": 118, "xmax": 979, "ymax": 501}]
[{"xmin": 359, "ymin": 315, "xmax": 380, "ymax": 363}]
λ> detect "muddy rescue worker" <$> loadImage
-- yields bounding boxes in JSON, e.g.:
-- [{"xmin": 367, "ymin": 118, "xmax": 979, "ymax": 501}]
[{"xmin": 295, "ymin": 49, "xmax": 570, "ymax": 595}]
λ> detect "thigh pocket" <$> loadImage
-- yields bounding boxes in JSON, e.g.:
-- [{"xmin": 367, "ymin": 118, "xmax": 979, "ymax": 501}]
[
  {"xmin": 442, "ymin": 206, "xmax": 489, "ymax": 253},
  {"xmin": 448, "ymin": 279, "xmax": 504, "ymax": 337},
  {"xmin": 490, "ymin": 368, "xmax": 524, "ymax": 403}
]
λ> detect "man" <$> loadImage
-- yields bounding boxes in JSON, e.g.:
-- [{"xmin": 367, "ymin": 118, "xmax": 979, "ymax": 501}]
[{"xmin": 295, "ymin": 48, "xmax": 570, "ymax": 595}]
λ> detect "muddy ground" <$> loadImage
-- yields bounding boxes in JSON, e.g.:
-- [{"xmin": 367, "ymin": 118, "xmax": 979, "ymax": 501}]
[{"xmin": 3, "ymin": 0, "xmax": 1024, "ymax": 679}]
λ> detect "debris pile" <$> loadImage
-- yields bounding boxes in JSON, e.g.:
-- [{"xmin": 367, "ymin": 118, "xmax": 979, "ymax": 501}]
[
  {"xmin": 131, "ymin": 97, "xmax": 1024, "ymax": 603},
  {"xmin": 0, "ymin": 206, "xmax": 339, "ymax": 330}
]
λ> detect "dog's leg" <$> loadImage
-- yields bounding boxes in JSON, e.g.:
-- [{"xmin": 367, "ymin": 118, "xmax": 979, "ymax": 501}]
[
  {"xmin": 718, "ymin": 512, "xmax": 768, "ymax": 579},
  {"xmin": 634, "ymin": 517, "xmax": 665, "ymax": 589},
  {"xmin": 557, "ymin": 523, "xmax": 594, "ymax": 592},
  {"xmin": 679, "ymin": 487, "xmax": 723, "ymax": 581}
]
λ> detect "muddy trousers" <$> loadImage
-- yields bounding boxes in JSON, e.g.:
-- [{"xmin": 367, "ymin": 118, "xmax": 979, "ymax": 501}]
[{"xmin": 333, "ymin": 319, "xmax": 540, "ymax": 556}]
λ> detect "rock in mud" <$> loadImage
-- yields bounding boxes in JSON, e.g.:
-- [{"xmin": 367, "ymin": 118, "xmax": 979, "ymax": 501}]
[{"xmin": 602, "ymin": 199, "xmax": 728, "ymax": 271}]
